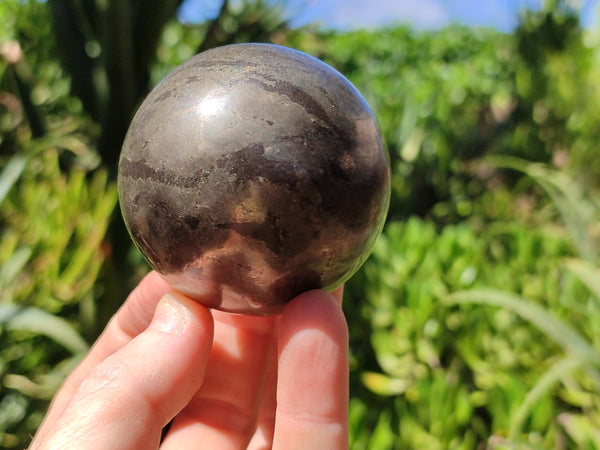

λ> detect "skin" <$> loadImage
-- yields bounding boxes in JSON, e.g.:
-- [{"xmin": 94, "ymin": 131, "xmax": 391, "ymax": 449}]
[{"xmin": 30, "ymin": 271, "xmax": 349, "ymax": 449}]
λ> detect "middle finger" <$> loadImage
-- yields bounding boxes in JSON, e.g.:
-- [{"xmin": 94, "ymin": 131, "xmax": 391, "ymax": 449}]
[{"xmin": 161, "ymin": 309, "xmax": 278, "ymax": 449}]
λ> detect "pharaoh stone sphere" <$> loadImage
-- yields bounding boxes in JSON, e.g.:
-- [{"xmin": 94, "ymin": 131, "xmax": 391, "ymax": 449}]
[{"xmin": 118, "ymin": 43, "xmax": 390, "ymax": 315}]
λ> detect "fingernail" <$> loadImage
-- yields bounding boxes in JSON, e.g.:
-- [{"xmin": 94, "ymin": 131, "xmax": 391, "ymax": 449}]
[{"xmin": 152, "ymin": 293, "xmax": 187, "ymax": 335}]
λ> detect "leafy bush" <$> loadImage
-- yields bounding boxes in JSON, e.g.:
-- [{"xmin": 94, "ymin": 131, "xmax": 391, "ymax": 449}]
[{"xmin": 345, "ymin": 212, "xmax": 600, "ymax": 448}]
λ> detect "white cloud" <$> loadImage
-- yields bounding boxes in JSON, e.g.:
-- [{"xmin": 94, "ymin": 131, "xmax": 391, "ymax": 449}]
[{"xmin": 321, "ymin": 0, "xmax": 450, "ymax": 30}]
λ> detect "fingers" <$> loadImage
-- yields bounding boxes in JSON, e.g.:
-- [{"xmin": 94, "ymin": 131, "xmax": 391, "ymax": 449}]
[
  {"xmin": 273, "ymin": 290, "xmax": 349, "ymax": 450},
  {"xmin": 33, "ymin": 275, "xmax": 349, "ymax": 449},
  {"xmin": 161, "ymin": 311, "xmax": 277, "ymax": 450},
  {"xmin": 30, "ymin": 292, "xmax": 214, "ymax": 449}
]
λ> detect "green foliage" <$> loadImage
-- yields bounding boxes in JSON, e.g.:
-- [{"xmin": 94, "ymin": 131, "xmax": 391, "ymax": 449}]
[
  {"xmin": 0, "ymin": 146, "xmax": 117, "ymax": 446},
  {"xmin": 488, "ymin": 155, "xmax": 600, "ymax": 263},
  {"xmin": 352, "ymin": 215, "xmax": 599, "ymax": 448},
  {"xmin": 2, "ymin": 0, "xmax": 600, "ymax": 448},
  {"xmin": 46, "ymin": 0, "xmax": 185, "ymax": 165},
  {"xmin": 0, "ymin": 153, "xmax": 117, "ymax": 445},
  {"xmin": 0, "ymin": 3, "xmax": 118, "ymax": 445},
  {"xmin": 345, "ymin": 149, "xmax": 600, "ymax": 448}
]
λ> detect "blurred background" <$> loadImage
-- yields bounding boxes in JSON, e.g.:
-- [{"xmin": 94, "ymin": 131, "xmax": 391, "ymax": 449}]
[{"xmin": 1, "ymin": 0, "xmax": 600, "ymax": 448}]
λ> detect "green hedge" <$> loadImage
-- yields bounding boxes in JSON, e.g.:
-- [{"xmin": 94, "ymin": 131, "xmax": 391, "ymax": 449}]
[{"xmin": 345, "ymin": 216, "xmax": 600, "ymax": 448}]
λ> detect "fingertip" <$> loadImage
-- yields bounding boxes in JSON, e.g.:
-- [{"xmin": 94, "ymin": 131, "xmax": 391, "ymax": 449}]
[
  {"xmin": 286, "ymin": 288, "xmax": 339, "ymax": 311},
  {"xmin": 280, "ymin": 290, "xmax": 348, "ymax": 346},
  {"xmin": 156, "ymin": 291, "xmax": 215, "ymax": 339}
]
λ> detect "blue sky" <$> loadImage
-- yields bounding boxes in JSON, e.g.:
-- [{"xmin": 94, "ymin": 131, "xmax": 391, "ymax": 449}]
[{"xmin": 178, "ymin": 0, "xmax": 600, "ymax": 31}]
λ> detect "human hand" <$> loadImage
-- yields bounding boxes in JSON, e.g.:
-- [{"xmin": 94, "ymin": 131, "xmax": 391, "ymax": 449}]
[{"xmin": 30, "ymin": 271, "xmax": 349, "ymax": 449}]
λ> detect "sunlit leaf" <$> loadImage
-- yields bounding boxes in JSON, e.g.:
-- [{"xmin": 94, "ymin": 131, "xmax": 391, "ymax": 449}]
[
  {"xmin": 565, "ymin": 258, "xmax": 600, "ymax": 303},
  {"xmin": 362, "ymin": 371, "xmax": 412, "ymax": 396},
  {"xmin": 444, "ymin": 289, "xmax": 599, "ymax": 361},
  {"xmin": 3, "ymin": 374, "xmax": 56, "ymax": 400},
  {"xmin": 369, "ymin": 410, "xmax": 395, "ymax": 450},
  {"xmin": 0, "ymin": 304, "xmax": 88, "ymax": 354},
  {"xmin": 509, "ymin": 353, "xmax": 592, "ymax": 440},
  {"xmin": 0, "ymin": 155, "xmax": 26, "ymax": 206},
  {"xmin": 558, "ymin": 413, "xmax": 600, "ymax": 448},
  {"xmin": 487, "ymin": 155, "xmax": 599, "ymax": 263},
  {"xmin": 0, "ymin": 246, "xmax": 31, "ymax": 289}
]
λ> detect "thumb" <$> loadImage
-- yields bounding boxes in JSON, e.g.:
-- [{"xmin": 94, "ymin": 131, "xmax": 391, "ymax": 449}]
[{"xmin": 31, "ymin": 292, "xmax": 214, "ymax": 450}]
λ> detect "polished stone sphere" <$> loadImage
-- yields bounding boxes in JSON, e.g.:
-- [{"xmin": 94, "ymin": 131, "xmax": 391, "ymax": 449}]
[{"xmin": 118, "ymin": 43, "xmax": 390, "ymax": 315}]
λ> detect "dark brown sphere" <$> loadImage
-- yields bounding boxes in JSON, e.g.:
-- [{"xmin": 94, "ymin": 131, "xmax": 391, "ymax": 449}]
[{"xmin": 118, "ymin": 43, "xmax": 390, "ymax": 315}]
